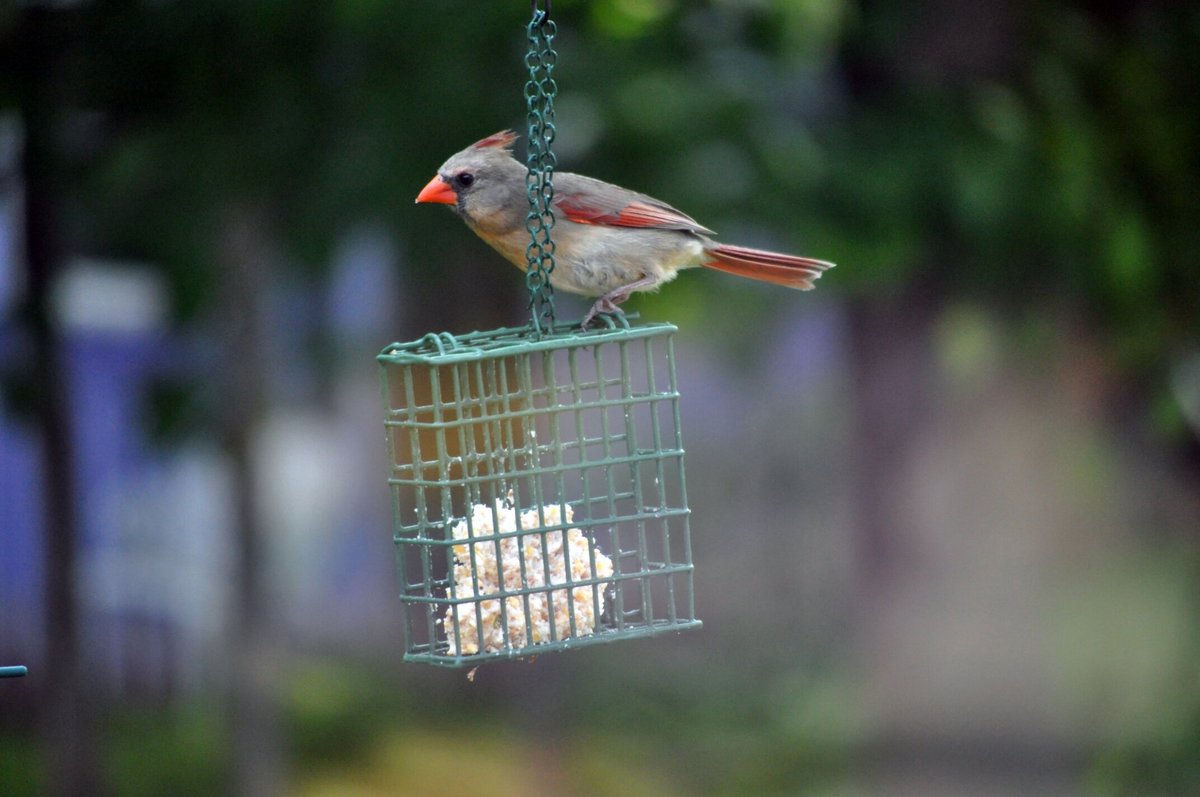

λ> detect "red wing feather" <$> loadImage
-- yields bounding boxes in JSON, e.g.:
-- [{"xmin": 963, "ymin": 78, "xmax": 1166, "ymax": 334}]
[
  {"xmin": 554, "ymin": 184, "xmax": 715, "ymax": 235},
  {"xmin": 557, "ymin": 196, "xmax": 705, "ymax": 231}
]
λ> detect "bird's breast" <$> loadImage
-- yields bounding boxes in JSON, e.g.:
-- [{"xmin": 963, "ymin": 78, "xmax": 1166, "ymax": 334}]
[{"xmin": 472, "ymin": 219, "xmax": 708, "ymax": 298}]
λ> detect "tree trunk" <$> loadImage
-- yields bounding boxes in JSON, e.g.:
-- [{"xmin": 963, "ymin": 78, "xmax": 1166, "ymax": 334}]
[
  {"xmin": 18, "ymin": 7, "xmax": 104, "ymax": 796},
  {"xmin": 218, "ymin": 203, "xmax": 283, "ymax": 797}
]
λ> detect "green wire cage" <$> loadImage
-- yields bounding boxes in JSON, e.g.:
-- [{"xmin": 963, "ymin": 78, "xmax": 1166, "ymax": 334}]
[{"xmin": 378, "ymin": 320, "xmax": 699, "ymax": 666}]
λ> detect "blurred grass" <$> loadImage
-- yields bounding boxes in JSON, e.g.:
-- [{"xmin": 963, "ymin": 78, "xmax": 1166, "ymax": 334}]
[
  {"xmin": 2, "ymin": 575, "xmax": 1198, "ymax": 796},
  {"xmin": 0, "ymin": 657, "xmax": 859, "ymax": 796}
]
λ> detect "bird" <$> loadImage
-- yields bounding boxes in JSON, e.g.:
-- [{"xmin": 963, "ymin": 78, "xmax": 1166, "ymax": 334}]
[{"xmin": 415, "ymin": 130, "xmax": 834, "ymax": 327}]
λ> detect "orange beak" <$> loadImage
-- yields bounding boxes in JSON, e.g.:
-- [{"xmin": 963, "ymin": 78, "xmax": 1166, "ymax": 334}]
[{"xmin": 415, "ymin": 175, "xmax": 457, "ymax": 205}]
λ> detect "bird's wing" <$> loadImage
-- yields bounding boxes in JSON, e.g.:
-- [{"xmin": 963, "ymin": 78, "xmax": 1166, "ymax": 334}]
[{"xmin": 552, "ymin": 173, "xmax": 717, "ymax": 236}]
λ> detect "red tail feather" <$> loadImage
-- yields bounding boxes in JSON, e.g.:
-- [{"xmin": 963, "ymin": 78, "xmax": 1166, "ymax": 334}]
[{"xmin": 704, "ymin": 244, "xmax": 834, "ymax": 290}]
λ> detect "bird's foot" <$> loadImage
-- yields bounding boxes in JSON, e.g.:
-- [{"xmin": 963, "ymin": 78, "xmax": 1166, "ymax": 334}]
[
  {"xmin": 580, "ymin": 276, "xmax": 657, "ymax": 330},
  {"xmin": 581, "ymin": 297, "xmax": 624, "ymax": 330}
]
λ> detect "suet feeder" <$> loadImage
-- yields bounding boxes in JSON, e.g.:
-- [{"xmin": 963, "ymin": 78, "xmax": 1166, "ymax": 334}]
[
  {"xmin": 378, "ymin": 321, "xmax": 699, "ymax": 666},
  {"xmin": 378, "ymin": 1, "xmax": 699, "ymax": 666}
]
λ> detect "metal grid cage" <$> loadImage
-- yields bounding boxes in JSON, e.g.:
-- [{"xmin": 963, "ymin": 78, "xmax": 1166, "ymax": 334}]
[{"xmin": 378, "ymin": 321, "xmax": 700, "ymax": 667}]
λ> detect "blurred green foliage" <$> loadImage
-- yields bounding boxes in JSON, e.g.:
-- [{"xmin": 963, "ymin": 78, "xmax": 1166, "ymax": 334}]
[{"xmin": 2, "ymin": 1, "xmax": 1195, "ymax": 374}]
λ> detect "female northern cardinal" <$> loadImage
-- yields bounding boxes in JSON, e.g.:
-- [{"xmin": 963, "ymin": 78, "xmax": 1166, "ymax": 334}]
[{"xmin": 416, "ymin": 130, "xmax": 834, "ymax": 326}]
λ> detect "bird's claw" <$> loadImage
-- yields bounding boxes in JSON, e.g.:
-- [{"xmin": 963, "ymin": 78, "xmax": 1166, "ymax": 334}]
[
  {"xmin": 581, "ymin": 276, "xmax": 657, "ymax": 330},
  {"xmin": 580, "ymin": 299, "xmax": 624, "ymax": 330}
]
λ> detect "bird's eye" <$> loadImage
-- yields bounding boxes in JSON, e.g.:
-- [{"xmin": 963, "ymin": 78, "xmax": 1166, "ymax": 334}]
[{"xmin": 455, "ymin": 172, "xmax": 475, "ymax": 188}]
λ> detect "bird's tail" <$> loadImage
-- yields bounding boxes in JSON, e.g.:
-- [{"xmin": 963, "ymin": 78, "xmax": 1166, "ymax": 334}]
[{"xmin": 704, "ymin": 243, "xmax": 834, "ymax": 291}]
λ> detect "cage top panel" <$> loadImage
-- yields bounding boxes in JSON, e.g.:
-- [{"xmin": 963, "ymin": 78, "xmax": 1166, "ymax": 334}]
[{"xmin": 378, "ymin": 321, "xmax": 678, "ymax": 367}]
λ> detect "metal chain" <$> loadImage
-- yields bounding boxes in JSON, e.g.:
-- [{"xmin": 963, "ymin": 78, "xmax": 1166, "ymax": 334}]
[{"xmin": 524, "ymin": 0, "xmax": 557, "ymax": 335}]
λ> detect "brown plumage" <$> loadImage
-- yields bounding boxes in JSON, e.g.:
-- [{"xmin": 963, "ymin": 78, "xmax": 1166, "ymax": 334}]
[{"xmin": 416, "ymin": 130, "xmax": 834, "ymax": 326}]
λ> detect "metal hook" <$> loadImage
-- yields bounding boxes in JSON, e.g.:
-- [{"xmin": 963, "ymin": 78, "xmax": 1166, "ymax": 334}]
[{"xmin": 531, "ymin": 0, "xmax": 551, "ymax": 26}]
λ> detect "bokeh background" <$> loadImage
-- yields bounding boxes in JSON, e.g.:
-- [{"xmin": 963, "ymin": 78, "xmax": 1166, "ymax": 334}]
[{"xmin": 2, "ymin": 1, "xmax": 1199, "ymax": 795}]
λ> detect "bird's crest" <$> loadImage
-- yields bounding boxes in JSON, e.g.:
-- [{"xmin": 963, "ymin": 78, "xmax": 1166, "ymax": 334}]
[{"xmin": 471, "ymin": 130, "xmax": 519, "ymax": 151}]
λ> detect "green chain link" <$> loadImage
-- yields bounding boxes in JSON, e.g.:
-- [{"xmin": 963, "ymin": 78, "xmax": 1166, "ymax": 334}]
[{"xmin": 524, "ymin": 0, "xmax": 558, "ymax": 336}]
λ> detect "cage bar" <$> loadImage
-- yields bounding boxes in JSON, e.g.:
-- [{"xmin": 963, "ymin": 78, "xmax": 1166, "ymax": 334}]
[{"xmin": 378, "ymin": 321, "xmax": 700, "ymax": 667}]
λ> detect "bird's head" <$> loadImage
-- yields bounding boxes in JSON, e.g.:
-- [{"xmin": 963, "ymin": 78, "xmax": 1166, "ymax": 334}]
[{"xmin": 415, "ymin": 130, "xmax": 528, "ymax": 234}]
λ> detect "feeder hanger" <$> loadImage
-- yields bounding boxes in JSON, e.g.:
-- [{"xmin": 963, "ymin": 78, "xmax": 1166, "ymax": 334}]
[{"xmin": 524, "ymin": 0, "xmax": 558, "ymax": 337}]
